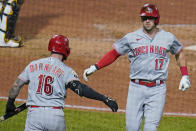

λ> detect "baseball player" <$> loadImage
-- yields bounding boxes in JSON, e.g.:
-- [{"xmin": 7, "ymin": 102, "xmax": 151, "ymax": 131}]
[
  {"xmin": 5, "ymin": 35, "xmax": 118, "ymax": 131},
  {"xmin": 83, "ymin": 3, "xmax": 191, "ymax": 131},
  {"xmin": 0, "ymin": 0, "xmax": 24, "ymax": 47}
]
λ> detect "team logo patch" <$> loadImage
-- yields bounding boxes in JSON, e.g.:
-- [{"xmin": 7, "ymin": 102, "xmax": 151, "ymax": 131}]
[
  {"xmin": 145, "ymin": 7, "xmax": 153, "ymax": 13},
  {"xmin": 72, "ymin": 71, "xmax": 78, "ymax": 78},
  {"xmin": 146, "ymin": 7, "xmax": 153, "ymax": 13}
]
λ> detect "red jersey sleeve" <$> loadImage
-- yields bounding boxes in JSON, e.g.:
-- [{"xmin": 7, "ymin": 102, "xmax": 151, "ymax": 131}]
[{"xmin": 96, "ymin": 49, "xmax": 120, "ymax": 69}]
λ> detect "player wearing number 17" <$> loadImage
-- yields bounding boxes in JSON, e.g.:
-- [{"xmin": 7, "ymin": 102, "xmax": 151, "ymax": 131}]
[
  {"xmin": 83, "ymin": 3, "xmax": 191, "ymax": 131},
  {"xmin": 5, "ymin": 35, "xmax": 118, "ymax": 131}
]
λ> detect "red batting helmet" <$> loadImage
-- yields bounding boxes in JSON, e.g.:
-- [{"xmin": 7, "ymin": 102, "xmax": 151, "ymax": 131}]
[
  {"xmin": 48, "ymin": 35, "xmax": 70, "ymax": 57},
  {"xmin": 140, "ymin": 4, "xmax": 160, "ymax": 25}
]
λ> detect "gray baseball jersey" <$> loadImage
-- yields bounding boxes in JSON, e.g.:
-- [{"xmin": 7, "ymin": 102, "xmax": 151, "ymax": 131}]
[
  {"xmin": 19, "ymin": 57, "xmax": 79, "ymax": 107},
  {"xmin": 113, "ymin": 28, "xmax": 183, "ymax": 81}
]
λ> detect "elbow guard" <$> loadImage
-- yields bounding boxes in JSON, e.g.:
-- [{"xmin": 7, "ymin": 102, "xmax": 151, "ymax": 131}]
[
  {"xmin": 66, "ymin": 80, "xmax": 85, "ymax": 97},
  {"xmin": 67, "ymin": 80, "xmax": 106, "ymax": 101}
]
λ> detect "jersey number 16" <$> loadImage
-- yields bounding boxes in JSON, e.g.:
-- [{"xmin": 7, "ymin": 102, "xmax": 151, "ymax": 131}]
[{"xmin": 36, "ymin": 74, "xmax": 54, "ymax": 95}]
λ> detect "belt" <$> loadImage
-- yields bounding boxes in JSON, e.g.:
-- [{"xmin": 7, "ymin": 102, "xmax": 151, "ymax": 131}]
[
  {"xmin": 29, "ymin": 105, "xmax": 62, "ymax": 109},
  {"xmin": 131, "ymin": 79, "xmax": 164, "ymax": 87}
]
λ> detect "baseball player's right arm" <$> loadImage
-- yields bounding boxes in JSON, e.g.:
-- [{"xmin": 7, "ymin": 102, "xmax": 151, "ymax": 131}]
[
  {"xmin": 83, "ymin": 49, "xmax": 120, "ymax": 81},
  {"xmin": 6, "ymin": 78, "xmax": 27, "ymax": 113},
  {"xmin": 67, "ymin": 80, "xmax": 118, "ymax": 112}
]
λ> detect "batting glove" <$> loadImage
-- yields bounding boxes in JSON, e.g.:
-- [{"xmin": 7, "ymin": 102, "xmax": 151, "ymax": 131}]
[
  {"xmin": 6, "ymin": 97, "xmax": 16, "ymax": 114},
  {"xmin": 179, "ymin": 75, "xmax": 191, "ymax": 91},
  {"xmin": 83, "ymin": 65, "xmax": 98, "ymax": 82},
  {"xmin": 103, "ymin": 96, "xmax": 118, "ymax": 112}
]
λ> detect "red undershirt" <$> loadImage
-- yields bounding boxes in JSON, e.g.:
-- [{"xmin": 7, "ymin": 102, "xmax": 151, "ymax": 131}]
[{"xmin": 96, "ymin": 49, "xmax": 120, "ymax": 69}]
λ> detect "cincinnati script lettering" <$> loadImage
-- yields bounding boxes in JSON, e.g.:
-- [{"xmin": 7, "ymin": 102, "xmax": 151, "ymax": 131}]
[{"xmin": 132, "ymin": 45, "xmax": 166, "ymax": 57}]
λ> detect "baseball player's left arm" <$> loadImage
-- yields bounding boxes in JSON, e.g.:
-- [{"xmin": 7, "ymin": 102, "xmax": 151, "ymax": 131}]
[
  {"xmin": 67, "ymin": 80, "xmax": 118, "ymax": 112},
  {"xmin": 6, "ymin": 78, "xmax": 27, "ymax": 114},
  {"xmin": 175, "ymin": 49, "xmax": 191, "ymax": 91}
]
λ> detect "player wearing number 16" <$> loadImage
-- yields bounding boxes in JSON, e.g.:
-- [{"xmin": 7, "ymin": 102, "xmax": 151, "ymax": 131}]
[
  {"xmin": 5, "ymin": 35, "xmax": 118, "ymax": 131},
  {"xmin": 83, "ymin": 3, "xmax": 191, "ymax": 131}
]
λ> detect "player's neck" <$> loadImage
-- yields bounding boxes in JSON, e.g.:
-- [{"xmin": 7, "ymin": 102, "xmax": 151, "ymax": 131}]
[
  {"xmin": 143, "ymin": 27, "xmax": 159, "ymax": 38},
  {"xmin": 50, "ymin": 54, "xmax": 63, "ymax": 61}
]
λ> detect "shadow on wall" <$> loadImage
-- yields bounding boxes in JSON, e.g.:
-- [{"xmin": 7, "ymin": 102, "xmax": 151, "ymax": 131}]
[
  {"xmin": 14, "ymin": 0, "xmax": 64, "ymax": 42},
  {"xmin": 15, "ymin": 14, "xmax": 61, "ymax": 41}
]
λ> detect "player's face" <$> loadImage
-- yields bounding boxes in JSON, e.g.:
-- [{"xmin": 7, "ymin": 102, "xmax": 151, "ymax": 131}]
[{"xmin": 141, "ymin": 16, "xmax": 156, "ymax": 32}]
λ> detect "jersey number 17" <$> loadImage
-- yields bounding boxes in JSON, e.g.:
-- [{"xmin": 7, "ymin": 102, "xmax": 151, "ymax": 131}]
[{"xmin": 155, "ymin": 58, "xmax": 164, "ymax": 70}]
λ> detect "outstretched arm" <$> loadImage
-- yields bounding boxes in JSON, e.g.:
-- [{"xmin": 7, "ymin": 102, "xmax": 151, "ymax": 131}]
[
  {"xmin": 83, "ymin": 49, "xmax": 120, "ymax": 81},
  {"xmin": 6, "ymin": 78, "xmax": 27, "ymax": 113},
  {"xmin": 66, "ymin": 80, "xmax": 118, "ymax": 112},
  {"xmin": 175, "ymin": 49, "xmax": 190, "ymax": 91},
  {"xmin": 96, "ymin": 49, "xmax": 121, "ymax": 69}
]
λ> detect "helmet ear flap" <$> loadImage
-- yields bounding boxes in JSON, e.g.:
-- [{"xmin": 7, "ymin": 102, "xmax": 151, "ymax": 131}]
[
  {"xmin": 155, "ymin": 17, "xmax": 159, "ymax": 25},
  {"xmin": 66, "ymin": 48, "xmax": 70, "ymax": 57}
]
